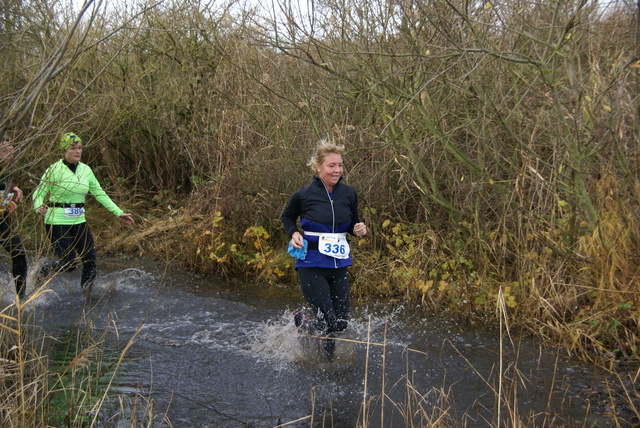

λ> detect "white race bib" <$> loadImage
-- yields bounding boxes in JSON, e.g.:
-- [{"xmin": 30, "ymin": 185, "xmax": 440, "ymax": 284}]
[
  {"xmin": 63, "ymin": 207, "xmax": 85, "ymax": 218},
  {"xmin": 317, "ymin": 233, "xmax": 350, "ymax": 259}
]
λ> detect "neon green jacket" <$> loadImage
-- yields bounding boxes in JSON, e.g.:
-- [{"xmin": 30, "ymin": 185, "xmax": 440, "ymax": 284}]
[{"xmin": 32, "ymin": 159, "xmax": 124, "ymax": 225}]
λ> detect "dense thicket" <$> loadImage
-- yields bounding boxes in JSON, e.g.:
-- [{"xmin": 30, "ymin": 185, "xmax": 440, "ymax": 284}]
[{"xmin": 1, "ymin": 0, "xmax": 639, "ymax": 359}]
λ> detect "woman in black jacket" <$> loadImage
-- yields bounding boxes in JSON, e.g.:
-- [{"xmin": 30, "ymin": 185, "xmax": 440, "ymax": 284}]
[
  {"xmin": 0, "ymin": 139, "xmax": 27, "ymax": 300},
  {"xmin": 281, "ymin": 139, "xmax": 367, "ymax": 358}
]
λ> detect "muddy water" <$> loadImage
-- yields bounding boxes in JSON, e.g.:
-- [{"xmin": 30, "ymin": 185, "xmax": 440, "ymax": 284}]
[{"xmin": 4, "ymin": 257, "xmax": 594, "ymax": 427}]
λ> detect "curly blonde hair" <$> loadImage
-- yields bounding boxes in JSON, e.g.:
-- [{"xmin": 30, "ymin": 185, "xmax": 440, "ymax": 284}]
[{"xmin": 307, "ymin": 138, "xmax": 345, "ymax": 174}]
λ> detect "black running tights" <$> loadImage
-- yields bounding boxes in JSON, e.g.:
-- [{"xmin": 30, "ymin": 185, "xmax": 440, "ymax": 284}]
[
  {"xmin": 0, "ymin": 214, "xmax": 27, "ymax": 296},
  {"xmin": 297, "ymin": 267, "xmax": 350, "ymax": 333},
  {"xmin": 45, "ymin": 222, "xmax": 96, "ymax": 289}
]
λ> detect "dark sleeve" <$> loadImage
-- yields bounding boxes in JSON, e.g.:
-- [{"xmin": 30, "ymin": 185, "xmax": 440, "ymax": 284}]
[
  {"xmin": 0, "ymin": 173, "xmax": 8, "ymax": 192},
  {"xmin": 281, "ymin": 190, "xmax": 302, "ymax": 237}
]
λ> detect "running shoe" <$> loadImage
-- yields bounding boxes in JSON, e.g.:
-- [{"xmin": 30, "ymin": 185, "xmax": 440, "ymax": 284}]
[
  {"xmin": 294, "ymin": 311, "xmax": 304, "ymax": 328},
  {"xmin": 294, "ymin": 311, "xmax": 315, "ymax": 334},
  {"xmin": 37, "ymin": 259, "xmax": 60, "ymax": 280},
  {"xmin": 82, "ymin": 281, "xmax": 93, "ymax": 300}
]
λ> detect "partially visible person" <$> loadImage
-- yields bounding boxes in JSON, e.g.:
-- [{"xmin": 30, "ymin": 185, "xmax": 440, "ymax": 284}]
[
  {"xmin": 33, "ymin": 132, "xmax": 134, "ymax": 298},
  {"xmin": 0, "ymin": 138, "xmax": 28, "ymax": 300},
  {"xmin": 281, "ymin": 139, "xmax": 367, "ymax": 360}
]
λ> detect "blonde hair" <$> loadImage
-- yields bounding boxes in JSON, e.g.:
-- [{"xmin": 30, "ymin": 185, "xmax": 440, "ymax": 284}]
[{"xmin": 307, "ymin": 138, "xmax": 345, "ymax": 174}]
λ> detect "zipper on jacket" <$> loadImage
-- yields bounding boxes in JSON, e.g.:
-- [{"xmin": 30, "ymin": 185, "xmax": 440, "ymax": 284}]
[{"xmin": 320, "ymin": 180, "xmax": 338, "ymax": 268}]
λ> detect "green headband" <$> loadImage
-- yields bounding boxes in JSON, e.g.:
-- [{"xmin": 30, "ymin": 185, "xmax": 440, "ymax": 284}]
[{"xmin": 60, "ymin": 132, "xmax": 81, "ymax": 150}]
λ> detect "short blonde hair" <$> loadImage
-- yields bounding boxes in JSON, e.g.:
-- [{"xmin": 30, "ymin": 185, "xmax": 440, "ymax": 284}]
[{"xmin": 307, "ymin": 138, "xmax": 345, "ymax": 174}]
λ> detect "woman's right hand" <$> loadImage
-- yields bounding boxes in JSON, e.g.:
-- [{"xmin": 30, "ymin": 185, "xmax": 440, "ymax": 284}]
[
  {"xmin": 290, "ymin": 231, "xmax": 304, "ymax": 249},
  {"xmin": 37, "ymin": 204, "xmax": 49, "ymax": 215}
]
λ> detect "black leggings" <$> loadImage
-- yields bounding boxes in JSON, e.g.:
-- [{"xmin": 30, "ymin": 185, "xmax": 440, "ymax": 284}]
[
  {"xmin": 45, "ymin": 222, "xmax": 96, "ymax": 289},
  {"xmin": 297, "ymin": 267, "xmax": 350, "ymax": 333},
  {"xmin": 0, "ymin": 214, "xmax": 27, "ymax": 296}
]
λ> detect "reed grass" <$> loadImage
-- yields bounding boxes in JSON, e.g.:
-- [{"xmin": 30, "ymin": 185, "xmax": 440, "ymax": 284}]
[
  {"xmin": 0, "ymin": 275, "xmax": 162, "ymax": 427},
  {"xmin": 0, "ymin": 285, "xmax": 51, "ymax": 426},
  {"xmin": 296, "ymin": 311, "xmax": 638, "ymax": 427}
]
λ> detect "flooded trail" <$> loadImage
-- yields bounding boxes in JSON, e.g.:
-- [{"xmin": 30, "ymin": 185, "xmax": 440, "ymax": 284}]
[{"xmin": 2, "ymin": 257, "xmax": 595, "ymax": 427}]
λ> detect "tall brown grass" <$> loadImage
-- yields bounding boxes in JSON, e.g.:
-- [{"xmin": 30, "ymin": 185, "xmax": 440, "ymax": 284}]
[
  {"xmin": 0, "ymin": 296, "xmax": 48, "ymax": 426},
  {"xmin": 287, "ymin": 312, "xmax": 637, "ymax": 427},
  {"xmin": 0, "ymin": 282, "xmax": 160, "ymax": 427}
]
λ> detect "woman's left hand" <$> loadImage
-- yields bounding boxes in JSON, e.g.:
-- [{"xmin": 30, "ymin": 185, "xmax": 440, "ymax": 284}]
[
  {"xmin": 37, "ymin": 204, "xmax": 49, "ymax": 215},
  {"xmin": 353, "ymin": 222, "xmax": 367, "ymax": 237},
  {"xmin": 120, "ymin": 213, "xmax": 135, "ymax": 224}
]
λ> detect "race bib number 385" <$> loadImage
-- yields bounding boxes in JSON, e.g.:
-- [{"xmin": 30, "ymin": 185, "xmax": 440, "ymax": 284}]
[
  {"xmin": 63, "ymin": 207, "xmax": 85, "ymax": 218},
  {"xmin": 318, "ymin": 234, "xmax": 350, "ymax": 259}
]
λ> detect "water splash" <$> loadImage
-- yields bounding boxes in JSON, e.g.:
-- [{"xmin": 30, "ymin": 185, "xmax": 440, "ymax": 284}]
[{"xmin": 250, "ymin": 309, "xmax": 371, "ymax": 369}]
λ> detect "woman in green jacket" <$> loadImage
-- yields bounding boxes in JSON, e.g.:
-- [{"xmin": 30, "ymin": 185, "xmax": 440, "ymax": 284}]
[{"xmin": 33, "ymin": 132, "xmax": 134, "ymax": 297}]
